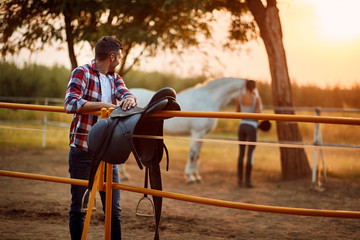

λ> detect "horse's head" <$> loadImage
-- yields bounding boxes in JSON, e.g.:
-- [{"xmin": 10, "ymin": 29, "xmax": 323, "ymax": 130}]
[{"xmin": 202, "ymin": 78, "xmax": 246, "ymax": 110}]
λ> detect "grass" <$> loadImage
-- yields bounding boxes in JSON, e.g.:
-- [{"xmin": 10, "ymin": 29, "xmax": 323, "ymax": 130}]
[
  {"xmin": 0, "ymin": 123, "xmax": 69, "ymax": 150},
  {"xmin": 0, "ymin": 108, "xmax": 359, "ymax": 180}
]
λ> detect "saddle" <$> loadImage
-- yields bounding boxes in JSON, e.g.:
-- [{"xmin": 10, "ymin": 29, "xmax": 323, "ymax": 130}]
[{"xmin": 87, "ymin": 87, "xmax": 181, "ymax": 239}]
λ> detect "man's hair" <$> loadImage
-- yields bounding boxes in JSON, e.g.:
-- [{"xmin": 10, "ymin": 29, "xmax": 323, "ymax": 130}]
[
  {"xmin": 95, "ymin": 36, "xmax": 123, "ymax": 61},
  {"xmin": 245, "ymin": 80, "xmax": 256, "ymax": 92}
]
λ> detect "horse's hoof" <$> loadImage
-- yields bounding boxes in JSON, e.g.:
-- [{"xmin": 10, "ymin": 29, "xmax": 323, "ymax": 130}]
[
  {"xmin": 195, "ymin": 176, "xmax": 202, "ymax": 183},
  {"xmin": 186, "ymin": 175, "xmax": 196, "ymax": 184}
]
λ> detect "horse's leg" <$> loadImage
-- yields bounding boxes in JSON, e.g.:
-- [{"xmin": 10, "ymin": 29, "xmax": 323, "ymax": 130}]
[
  {"xmin": 185, "ymin": 139, "xmax": 203, "ymax": 183},
  {"xmin": 118, "ymin": 164, "xmax": 130, "ymax": 181},
  {"xmin": 193, "ymin": 140, "xmax": 203, "ymax": 183},
  {"xmin": 185, "ymin": 142, "xmax": 196, "ymax": 184}
]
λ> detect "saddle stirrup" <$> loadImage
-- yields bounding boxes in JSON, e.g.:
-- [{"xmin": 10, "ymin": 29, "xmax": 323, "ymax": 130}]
[
  {"xmin": 81, "ymin": 189, "xmax": 97, "ymax": 213},
  {"xmin": 136, "ymin": 167, "xmax": 155, "ymax": 217}
]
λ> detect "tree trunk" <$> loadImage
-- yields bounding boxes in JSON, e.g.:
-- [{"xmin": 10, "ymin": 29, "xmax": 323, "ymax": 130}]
[
  {"xmin": 246, "ymin": 0, "xmax": 311, "ymax": 179},
  {"xmin": 63, "ymin": 7, "xmax": 78, "ymax": 70}
]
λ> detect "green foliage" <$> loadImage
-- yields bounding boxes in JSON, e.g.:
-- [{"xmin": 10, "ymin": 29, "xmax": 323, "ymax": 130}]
[
  {"xmin": 256, "ymin": 81, "xmax": 360, "ymax": 109},
  {"xmin": 0, "ymin": 61, "xmax": 70, "ymax": 98},
  {"xmin": 291, "ymin": 82, "xmax": 360, "ymax": 108},
  {"xmin": 0, "ymin": 0, "xmax": 224, "ymax": 74},
  {"xmin": 257, "ymin": 81, "xmax": 273, "ymax": 106},
  {"xmin": 1, "ymin": 61, "xmax": 359, "ymax": 109},
  {"xmin": 0, "ymin": 0, "xmax": 66, "ymax": 56},
  {"xmin": 204, "ymin": 0, "xmax": 258, "ymax": 47},
  {"xmin": 0, "ymin": 61, "xmax": 205, "ymax": 99}
]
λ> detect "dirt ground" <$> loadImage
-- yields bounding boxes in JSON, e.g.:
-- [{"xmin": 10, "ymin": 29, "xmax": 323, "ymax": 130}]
[{"xmin": 0, "ymin": 148, "xmax": 359, "ymax": 240}]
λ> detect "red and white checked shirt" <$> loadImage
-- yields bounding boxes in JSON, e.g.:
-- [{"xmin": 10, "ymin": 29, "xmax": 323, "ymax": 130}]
[{"xmin": 64, "ymin": 59, "xmax": 135, "ymax": 152}]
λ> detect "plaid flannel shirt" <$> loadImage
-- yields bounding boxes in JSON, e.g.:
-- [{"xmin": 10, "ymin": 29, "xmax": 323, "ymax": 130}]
[{"xmin": 64, "ymin": 59, "xmax": 135, "ymax": 152}]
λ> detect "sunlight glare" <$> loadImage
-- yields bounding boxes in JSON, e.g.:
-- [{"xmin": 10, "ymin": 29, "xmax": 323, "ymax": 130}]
[{"xmin": 314, "ymin": 0, "xmax": 360, "ymax": 41}]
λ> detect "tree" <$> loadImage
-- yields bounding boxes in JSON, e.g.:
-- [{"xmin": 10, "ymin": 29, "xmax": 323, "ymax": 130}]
[
  {"xmin": 1, "ymin": 0, "xmax": 311, "ymax": 179},
  {"xmin": 203, "ymin": 0, "xmax": 311, "ymax": 179},
  {"xmin": 0, "ymin": 0, "xmax": 211, "ymax": 74},
  {"xmin": 90, "ymin": 0, "xmax": 212, "ymax": 75},
  {"xmin": 245, "ymin": 0, "xmax": 311, "ymax": 179},
  {"xmin": 0, "ymin": 0, "xmax": 103, "ymax": 70}
]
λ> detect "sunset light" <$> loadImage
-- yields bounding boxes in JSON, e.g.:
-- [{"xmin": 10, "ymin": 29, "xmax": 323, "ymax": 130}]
[
  {"xmin": 3, "ymin": 0, "xmax": 360, "ymax": 88},
  {"xmin": 313, "ymin": 0, "xmax": 360, "ymax": 41}
]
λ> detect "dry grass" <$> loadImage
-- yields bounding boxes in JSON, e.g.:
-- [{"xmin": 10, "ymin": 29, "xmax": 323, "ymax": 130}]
[{"xmin": 0, "ymin": 108, "xmax": 359, "ymax": 180}]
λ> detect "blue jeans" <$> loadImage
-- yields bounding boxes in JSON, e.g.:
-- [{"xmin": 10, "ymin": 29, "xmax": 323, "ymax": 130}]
[{"xmin": 68, "ymin": 147, "xmax": 121, "ymax": 240}]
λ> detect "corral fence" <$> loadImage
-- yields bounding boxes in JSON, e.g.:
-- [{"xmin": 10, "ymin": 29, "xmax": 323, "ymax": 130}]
[
  {"xmin": 1, "ymin": 97, "xmax": 360, "ymax": 187},
  {"xmin": 1, "ymin": 101, "xmax": 360, "ymax": 239}
]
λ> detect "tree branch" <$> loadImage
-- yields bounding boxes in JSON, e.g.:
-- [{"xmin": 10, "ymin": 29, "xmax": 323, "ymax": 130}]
[{"xmin": 122, "ymin": 47, "xmax": 145, "ymax": 76}]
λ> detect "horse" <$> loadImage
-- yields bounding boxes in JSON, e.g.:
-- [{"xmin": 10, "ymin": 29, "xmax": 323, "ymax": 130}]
[{"xmin": 119, "ymin": 77, "xmax": 247, "ymax": 183}]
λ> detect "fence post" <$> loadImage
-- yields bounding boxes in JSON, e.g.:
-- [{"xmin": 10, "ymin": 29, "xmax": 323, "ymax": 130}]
[
  {"xmin": 42, "ymin": 98, "xmax": 48, "ymax": 148},
  {"xmin": 312, "ymin": 108, "xmax": 326, "ymax": 190}
]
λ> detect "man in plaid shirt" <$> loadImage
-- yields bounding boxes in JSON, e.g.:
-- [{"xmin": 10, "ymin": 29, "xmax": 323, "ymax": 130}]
[{"xmin": 64, "ymin": 36, "xmax": 136, "ymax": 240}]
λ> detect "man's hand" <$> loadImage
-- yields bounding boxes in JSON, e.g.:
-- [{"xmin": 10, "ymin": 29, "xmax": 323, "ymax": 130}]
[{"xmin": 119, "ymin": 97, "xmax": 137, "ymax": 110}]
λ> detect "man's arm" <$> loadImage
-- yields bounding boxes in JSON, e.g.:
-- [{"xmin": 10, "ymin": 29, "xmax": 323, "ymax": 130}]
[
  {"xmin": 256, "ymin": 97, "xmax": 262, "ymax": 113},
  {"xmin": 235, "ymin": 97, "xmax": 241, "ymax": 112},
  {"xmin": 113, "ymin": 74, "xmax": 137, "ymax": 109},
  {"xmin": 78, "ymin": 101, "xmax": 117, "ymax": 114},
  {"xmin": 64, "ymin": 67, "xmax": 89, "ymax": 114}
]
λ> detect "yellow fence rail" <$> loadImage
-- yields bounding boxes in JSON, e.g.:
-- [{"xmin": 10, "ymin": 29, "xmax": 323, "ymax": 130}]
[
  {"xmin": 1, "ymin": 101, "xmax": 360, "ymax": 240},
  {"xmin": 0, "ymin": 169, "xmax": 359, "ymax": 219},
  {"xmin": 1, "ymin": 102, "xmax": 360, "ymax": 125}
]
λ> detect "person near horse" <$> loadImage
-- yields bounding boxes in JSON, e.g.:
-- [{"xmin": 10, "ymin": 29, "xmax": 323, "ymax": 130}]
[
  {"xmin": 64, "ymin": 36, "xmax": 137, "ymax": 240},
  {"xmin": 235, "ymin": 80, "xmax": 262, "ymax": 188}
]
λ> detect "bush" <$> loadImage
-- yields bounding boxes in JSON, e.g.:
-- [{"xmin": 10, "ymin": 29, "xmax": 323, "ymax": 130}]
[
  {"xmin": 0, "ymin": 61, "xmax": 206, "ymax": 98},
  {"xmin": 0, "ymin": 61, "xmax": 70, "ymax": 98},
  {"xmin": 1, "ymin": 61, "xmax": 359, "ymax": 109}
]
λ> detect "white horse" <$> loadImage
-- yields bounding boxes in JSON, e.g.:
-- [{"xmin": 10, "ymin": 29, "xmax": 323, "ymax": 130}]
[{"xmin": 119, "ymin": 77, "xmax": 247, "ymax": 183}]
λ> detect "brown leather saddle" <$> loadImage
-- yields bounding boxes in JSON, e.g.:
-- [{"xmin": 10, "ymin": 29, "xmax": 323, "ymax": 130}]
[{"xmin": 87, "ymin": 87, "xmax": 181, "ymax": 239}]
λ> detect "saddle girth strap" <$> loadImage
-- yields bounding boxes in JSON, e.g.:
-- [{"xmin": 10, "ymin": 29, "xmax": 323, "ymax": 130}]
[
  {"xmin": 163, "ymin": 143, "xmax": 169, "ymax": 171},
  {"xmin": 144, "ymin": 167, "xmax": 149, "ymax": 197},
  {"xmin": 142, "ymin": 164, "xmax": 161, "ymax": 240},
  {"xmin": 148, "ymin": 159, "xmax": 162, "ymax": 240}
]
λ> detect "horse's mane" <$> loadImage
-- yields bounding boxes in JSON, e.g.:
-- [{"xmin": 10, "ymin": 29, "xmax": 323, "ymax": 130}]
[{"xmin": 194, "ymin": 77, "xmax": 245, "ymax": 90}]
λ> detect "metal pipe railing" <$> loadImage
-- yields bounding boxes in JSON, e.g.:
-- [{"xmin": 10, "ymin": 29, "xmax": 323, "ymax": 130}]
[
  {"xmin": 1, "ymin": 102, "xmax": 360, "ymax": 125},
  {"xmin": 0, "ymin": 169, "xmax": 359, "ymax": 219}
]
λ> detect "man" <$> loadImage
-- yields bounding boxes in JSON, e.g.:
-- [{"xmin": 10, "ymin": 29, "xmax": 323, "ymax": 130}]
[{"xmin": 64, "ymin": 36, "xmax": 136, "ymax": 240}]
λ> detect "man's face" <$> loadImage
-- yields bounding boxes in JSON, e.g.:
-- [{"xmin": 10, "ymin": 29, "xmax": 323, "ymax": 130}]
[{"xmin": 109, "ymin": 50, "xmax": 122, "ymax": 72}]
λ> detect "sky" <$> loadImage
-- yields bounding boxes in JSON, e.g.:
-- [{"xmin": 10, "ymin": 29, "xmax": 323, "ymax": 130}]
[{"xmin": 7, "ymin": 0, "xmax": 360, "ymax": 88}]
